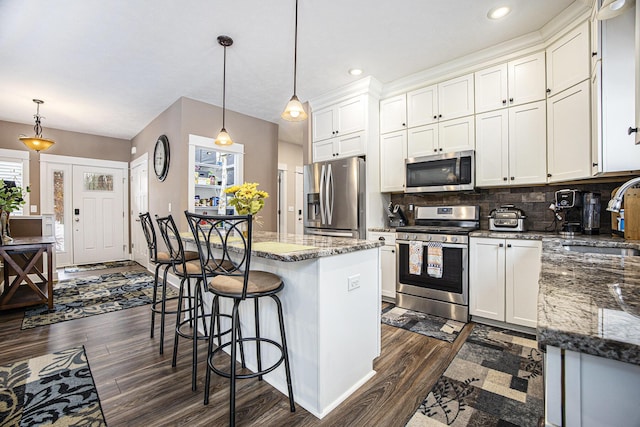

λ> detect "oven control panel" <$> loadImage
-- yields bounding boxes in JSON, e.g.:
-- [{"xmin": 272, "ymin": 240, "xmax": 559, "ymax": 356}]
[{"xmin": 395, "ymin": 233, "xmax": 468, "ymax": 244}]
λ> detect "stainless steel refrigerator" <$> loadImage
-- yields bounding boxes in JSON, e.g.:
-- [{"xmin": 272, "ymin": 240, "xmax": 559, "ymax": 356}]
[{"xmin": 303, "ymin": 156, "xmax": 366, "ymax": 239}]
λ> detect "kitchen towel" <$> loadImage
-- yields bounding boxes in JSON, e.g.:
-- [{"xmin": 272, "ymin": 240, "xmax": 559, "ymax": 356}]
[
  {"xmin": 409, "ymin": 241, "xmax": 423, "ymax": 275},
  {"xmin": 427, "ymin": 242, "xmax": 443, "ymax": 278}
]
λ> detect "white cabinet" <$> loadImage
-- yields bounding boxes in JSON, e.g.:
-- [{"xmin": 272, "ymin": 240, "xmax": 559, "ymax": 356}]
[
  {"xmin": 474, "ymin": 52, "xmax": 546, "ymax": 114},
  {"xmin": 313, "ymin": 131, "xmax": 365, "ymax": 162},
  {"xmin": 407, "ymin": 74, "xmax": 475, "ymax": 127},
  {"xmin": 407, "ymin": 116, "xmax": 475, "ymax": 159},
  {"xmin": 407, "ymin": 85, "xmax": 439, "ymax": 127},
  {"xmin": 476, "ymin": 101, "xmax": 547, "ymax": 187},
  {"xmin": 380, "ymin": 131, "xmax": 407, "ymax": 192},
  {"xmin": 635, "ymin": 2, "xmax": 640, "ymax": 145},
  {"xmin": 312, "ymin": 95, "xmax": 366, "ymax": 142},
  {"xmin": 546, "ymin": 21, "xmax": 591, "ymax": 97},
  {"xmin": 380, "ymin": 94, "xmax": 407, "ymax": 134},
  {"xmin": 469, "ymin": 237, "xmax": 542, "ymax": 328},
  {"xmin": 368, "ymin": 231, "xmax": 396, "ymax": 301},
  {"xmin": 547, "ymin": 80, "xmax": 592, "ymax": 183}
]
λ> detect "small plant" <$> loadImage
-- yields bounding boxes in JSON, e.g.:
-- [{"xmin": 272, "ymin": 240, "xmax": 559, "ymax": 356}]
[
  {"xmin": 225, "ymin": 182, "xmax": 269, "ymax": 215},
  {"xmin": 0, "ymin": 180, "xmax": 29, "ymax": 213}
]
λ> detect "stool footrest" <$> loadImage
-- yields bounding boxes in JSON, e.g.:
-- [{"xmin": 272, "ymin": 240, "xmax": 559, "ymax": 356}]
[{"xmin": 208, "ymin": 337, "xmax": 285, "ymax": 380}]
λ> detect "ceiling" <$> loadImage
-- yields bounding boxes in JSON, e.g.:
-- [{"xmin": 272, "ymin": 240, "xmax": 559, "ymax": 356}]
[{"xmin": 0, "ymin": 0, "xmax": 588, "ymax": 145}]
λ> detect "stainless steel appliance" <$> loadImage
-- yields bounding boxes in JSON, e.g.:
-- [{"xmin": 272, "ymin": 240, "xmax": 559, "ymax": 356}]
[
  {"xmin": 582, "ymin": 192, "xmax": 601, "ymax": 235},
  {"xmin": 395, "ymin": 205, "xmax": 479, "ymax": 322},
  {"xmin": 489, "ymin": 205, "xmax": 526, "ymax": 232},
  {"xmin": 405, "ymin": 150, "xmax": 474, "ymax": 193},
  {"xmin": 303, "ymin": 157, "xmax": 366, "ymax": 238},
  {"xmin": 555, "ymin": 189, "xmax": 583, "ymax": 236},
  {"xmin": 386, "ymin": 202, "xmax": 407, "ymax": 228}
]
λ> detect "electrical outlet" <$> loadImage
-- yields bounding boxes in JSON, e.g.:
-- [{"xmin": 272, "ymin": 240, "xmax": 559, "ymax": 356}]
[
  {"xmin": 348, "ymin": 274, "xmax": 360, "ymax": 291},
  {"xmin": 30, "ymin": 205, "xmax": 37, "ymax": 213}
]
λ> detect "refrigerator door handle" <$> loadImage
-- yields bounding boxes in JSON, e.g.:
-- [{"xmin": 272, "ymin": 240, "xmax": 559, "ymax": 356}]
[
  {"xmin": 319, "ymin": 164, "xmax": 327, "ymax": 224},
  {"xmin": 326, "ymin": 164, "xmax": 334, "ymax": 224}
]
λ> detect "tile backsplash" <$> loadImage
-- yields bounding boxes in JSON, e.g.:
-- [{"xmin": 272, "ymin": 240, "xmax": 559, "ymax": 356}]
[{"xmin": 390, "ymin": 180, "xmax": 630, "ymax": 234}]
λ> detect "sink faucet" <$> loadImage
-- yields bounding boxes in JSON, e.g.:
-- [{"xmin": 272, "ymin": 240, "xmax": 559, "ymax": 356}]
[{"xmin": 607, "ymin": 176, "xmax": 640, "ymax": 212}]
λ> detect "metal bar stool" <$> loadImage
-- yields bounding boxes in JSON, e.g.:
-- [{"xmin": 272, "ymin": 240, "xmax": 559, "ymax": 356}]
[
  {"xmin": 139, "ymin": 212, "xmax": 175, "ymax": 354},
  {"xmin": 185, "ymin": 212, "xmax": 295, "ymax": 426}
]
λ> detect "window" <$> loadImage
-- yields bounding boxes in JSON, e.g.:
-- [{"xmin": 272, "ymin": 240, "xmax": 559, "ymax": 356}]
[{"xmin": 0, "ymin": 149, "xmax": 30, "ymax": 215}]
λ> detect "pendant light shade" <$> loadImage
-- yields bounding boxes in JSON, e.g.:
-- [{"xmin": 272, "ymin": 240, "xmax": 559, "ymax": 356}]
[
  {"xmin": 282, "ymin": 0, "xmax": 308, "ymax": 122},
  {"xmin": 215, "ymin": 35, "xmax": 234, "ymax": 146},
  {"xmin": 596, "ymin": 0, "xmax": 635, "ymax": 20},
  {"xmin": 19, "ymin": 99, "xmax": 55, "ymax": 152}
]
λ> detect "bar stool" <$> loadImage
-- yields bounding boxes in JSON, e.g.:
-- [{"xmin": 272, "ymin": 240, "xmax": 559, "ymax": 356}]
[
  {"xmin": 139, "ymin": 212, "xmax": 175, "ymax": 354},
  {"xmin": 185, "ymin": 212, "xmax": 295, "ymax": 426},
  {"xmin": 156, "ymin": 214, "xmax": 238, "ymax": 391}
]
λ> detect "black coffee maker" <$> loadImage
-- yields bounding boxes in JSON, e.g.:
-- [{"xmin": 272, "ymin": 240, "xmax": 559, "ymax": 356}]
[{"xmin": 555, "ymin": 189, "xmax": 583, "ymax": 236}]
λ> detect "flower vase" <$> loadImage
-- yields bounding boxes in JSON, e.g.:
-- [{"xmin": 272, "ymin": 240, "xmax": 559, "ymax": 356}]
[{"xmin": 0, "ymin": 211, "xmax": 12, "ymax": 243}]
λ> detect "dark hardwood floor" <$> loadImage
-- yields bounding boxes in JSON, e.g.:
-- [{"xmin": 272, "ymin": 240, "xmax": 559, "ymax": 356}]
[{"xmin": 0, "ymin": 265, "xmax": 473, "ymax": 426}]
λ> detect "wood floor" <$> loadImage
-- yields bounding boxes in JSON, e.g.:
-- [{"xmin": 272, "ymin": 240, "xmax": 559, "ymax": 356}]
[{"xmin": 0, "ymin": 264, "xmax": 473, "ymax": 426}]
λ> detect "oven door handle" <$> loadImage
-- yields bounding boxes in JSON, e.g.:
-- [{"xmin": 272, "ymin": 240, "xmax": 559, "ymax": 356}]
[{"xmin": 396, "ymin": 240, "xmax": 467, "ymax": 249}]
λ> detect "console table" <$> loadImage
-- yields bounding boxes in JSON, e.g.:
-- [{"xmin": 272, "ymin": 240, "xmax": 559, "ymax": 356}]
[{"xmin": 0, "ymin": 237, "xmax": 55, "ymax": 310}]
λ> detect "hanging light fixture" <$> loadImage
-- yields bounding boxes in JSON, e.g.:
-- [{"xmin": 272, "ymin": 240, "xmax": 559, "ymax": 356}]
[
  {"xmin": 19, "ymin": 99, "xmax": 55, "ymax": 152},
  {"xmin": 596, "ymin": 0, "xmax": 635, "ymax": 20},
  {"xmin": 281, "ymin": 0, "xmax": 308, "ymax": 122},
  {"xmin": 215, "ymin": 35, "xmax": 234, "ymax": 146}
]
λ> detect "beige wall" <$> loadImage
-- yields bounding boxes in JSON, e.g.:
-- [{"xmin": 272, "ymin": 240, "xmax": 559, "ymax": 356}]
[
  {"xmin": 0, "ymin": 120, "xmax": 131, "ymax": 214},
  {"xmin": 278, "ymin": 141, "xmax": 303, "ymax": 233},
  {"xmin": 131, "ymin": 97, "xmax": 279, "ymax": 232}
]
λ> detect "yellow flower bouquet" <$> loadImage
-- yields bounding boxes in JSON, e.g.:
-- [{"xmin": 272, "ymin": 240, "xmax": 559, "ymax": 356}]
[{"xmin": 225, "ymin": 182, "xmax": 269, "ymax": 215}]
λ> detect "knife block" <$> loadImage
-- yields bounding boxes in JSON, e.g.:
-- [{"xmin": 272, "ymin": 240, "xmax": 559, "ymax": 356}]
[{"xmin": 623, "ymin": 188, "xmax": 640, "ymax": 240}]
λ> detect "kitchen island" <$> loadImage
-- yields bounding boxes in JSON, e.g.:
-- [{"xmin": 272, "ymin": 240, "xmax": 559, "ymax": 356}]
[
  {"xmin": 180, "ymin": 230, "xmax": 383, "ymax": 419},
  {"xmin": 536, "ymin": 235, "xmax": 640, "ymax": 426}
]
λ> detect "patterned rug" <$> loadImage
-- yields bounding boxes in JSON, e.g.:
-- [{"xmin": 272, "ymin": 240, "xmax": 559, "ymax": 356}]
[
  {"xmin": 381, "ymin": 305, "xmax": 465, "ymax": 343},
  {"xmin": 406, "ymin": 324, "xmax": 544, "ymax": 427},
  {"xmin": 22, "ymin": 270, "xmax": 177, "ymax": 329},
  {"xmin": 0, "ymin": 346, "xmax": 106, "ymax": 426},
  {"xmin": 64, "ymin": 260, "xmax": 139, "ymax": 273}
]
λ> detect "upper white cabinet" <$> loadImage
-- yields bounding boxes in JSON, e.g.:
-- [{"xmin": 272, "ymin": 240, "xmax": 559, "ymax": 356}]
[
  {"xmin": 407, "ymin": 85, "xmax": 439, "ymax": 127},
  {"xmin": 380, "ymin": 95, "xmax": 407, "ymax": 134},
  {"xmin": 380, "ymin": 130, "xmax": 407, "ymax": 192},
  {"xmin": 475, "ymin": 101, "xmax": 547, "ymax": 187},
  {"xmin": 547, "ymin": 80, "xmax": 592, "ymax": 182},
  {"xmin": 312, "ymin": 95, "xmax": 366, "ymax": 142},
  {"xmin": 407, "ymin": 117, "xmax": 475, "ymax": 159},
  {"xmin": 313, "ymin": 131, "xmax": 366, "ymax": 162},
  {"xmin": 546, "ymin": 21, "xmax": 591, "ymax": 97},
  {"xmin": 475, "ymin": 52, "xmax": 546, "ymax": 114},
  {"xmin": 469, "ymin": 237, "xmax": 542, "ymax": 328},
  {"xmin": 635, "ymin": 2, "xmax": 640, "ymax": 145}
]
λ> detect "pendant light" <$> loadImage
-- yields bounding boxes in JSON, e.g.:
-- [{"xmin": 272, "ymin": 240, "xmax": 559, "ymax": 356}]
[
  {"xmin": 19, "ymin": 99, "xmax": 55, "ymax": 152},
  {"xmin": 215, "ymin": 35, "xmax": 234, "ymax": 146},
  {"xmin": 281, "ymin": 0, "xmax": 308, "ymax": 121},
  {"xmin": 596, "ymin": 0, "xmax": 635, "ymax": 20}
]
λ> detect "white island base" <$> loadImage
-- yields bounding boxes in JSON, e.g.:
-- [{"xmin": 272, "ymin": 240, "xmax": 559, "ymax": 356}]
[{"xmin": 190, "ymin": 241, "xmax": 381, "ymax": 419}]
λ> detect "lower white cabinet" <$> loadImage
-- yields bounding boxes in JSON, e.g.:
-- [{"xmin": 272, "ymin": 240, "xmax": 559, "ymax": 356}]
[
  {"xmin": 469, "ymin": 237, "xmax": 542, "ymax": 328},
  {"xmin": 312, "ymin": 131, "xmax": 365, "ymax": 162},
  {"xmin": 368, "ymin": 231, "xmax": 396, "ymax": 301}
]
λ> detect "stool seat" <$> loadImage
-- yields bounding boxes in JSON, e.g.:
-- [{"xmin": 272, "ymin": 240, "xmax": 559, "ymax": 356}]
[
  {"xmin": 155, "ymin": 251, "xmax": 172, "ymax": 263},
  {"xmin": 209, "ymin": 271, "xmax": 282, "ymax": 295},
  {"xmin": 176, "ymin": 259, "xmax": 234, "ymax": 276}
]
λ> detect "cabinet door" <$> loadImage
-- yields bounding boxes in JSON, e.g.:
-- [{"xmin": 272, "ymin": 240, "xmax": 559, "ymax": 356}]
[
  {"xmin": 508, "ymin": 51, "xmax": 546, "ymax": 106},
  {"xmin": 336, "ymin": 131, "xmax": 365, "ymax": 159},
  {"xmin": 475, "ymin": 109, "xmax": 509, "ymax": 187},
  {"xmin": 469, "ymin": 238, "xmax": 505, "ymax": 321},
  {"xmin": 312, "ymin": 139, "xmax": 335, "ymax": 162},
  {"xmin": 475, "ymin": 63, "xmax": 508, "ymax": 114},
  {"xmin": 509, "ymin": 101, "xmax": 548, "ymax": 185},
  {"xmin": 312, "ymin": 107, "xmax": 335, "ymax": 142},
  {"xmin": 380, "ymin": 130, "xmax": 407, "ymax": 192},
  {"xmin": 380, "ymin": 94, "xmax": 407, "ymax": 134},
  {"xmin": 407, "ymin": 85, "xmax": 438, "ymax": 127},
  {"xmin": 547, "ymin": 80, "xmax": 591, "ymax": 183},
  {"xmin": 590, "ymin": 15, "xmax": 601, "ymax": 74},
  {"xmin": 337, "ymin": 96, "xmax": 366, "ymax": 136},
  {"xmin": 407, "ymin": 124, "xmax": 438, "ymax": 158},
  {"xmin": 438, "ymin": 73, "xmax": 474, "ymax": 120},
  {"xmin": 546, "ymin": 21, "xmax": 590, "ymax": 96},
  {"xmin": 505, "ymin": 239, "xmax": 541, "ymax": 328},
  {"xmin": 635, "ymin": 1, "xmax": 640, "ymax": 145},
  {"xmin": 438, "ymin": 116, "xmax": 475, "ymax": 153},
  {"xmin": 380, "ymin": 245, "xmax": 397, "ymax": 301}
]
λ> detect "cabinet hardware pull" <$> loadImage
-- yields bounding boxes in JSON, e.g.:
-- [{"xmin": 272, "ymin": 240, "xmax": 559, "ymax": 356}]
[
  {"xmin": 391, "ymin": 250, "xmax": 395, "ymax": 253},
  {"xmin": 439, "ymin": 148, "xmax": 443, "ymax": 151},
  {"xmin": 507, "ymin": 244, "xmax": 512, "ymax": 248},
  {"xmin": 593, "ymin": 162, "xmax": 598, "ymax": 167},
  {"xmin": 433, "ymin": 115, "xmax": 437, "ymax": 119},
  {"xmin": 438, "ymin": 114, "xmax": 442, "ymax": 118},
  {"xmin": 502, "ymin": 100, "xmax": 507, "ymax": 104},
  {"xmin": 509, "ymin": 98, "xmax": 514, "ymax": 103},
  {"xmin": 433, "ymin": 149, "xmax": 437, "ymax": 152},
  {"xmin": 503, "ymin": 177, "xmax": 508, "ymax": 181},
  {"xmin": 378, "ymin": 237, "xmax": 385, "ymax": 241},
  {"xmin": 499, "ymin": 243, "xmax": 504, "ymax": 247},
  {"xmin": 547, "ymin": 173, "xmax": 552, "ymax": 177},
  {"xmin": 402, "ymin": 123, "xmax": 406, "ymax": 127},
  {"xmin": 592, "ymin": 51, "xmax": 597, "ymax": 57},
  {"xmin": 546, "ymin": 88, "xmax": 551, "ymax": 93},
  {"xmin": 629, "ymin": 127, "xmax": 639, "ymax": 135}
]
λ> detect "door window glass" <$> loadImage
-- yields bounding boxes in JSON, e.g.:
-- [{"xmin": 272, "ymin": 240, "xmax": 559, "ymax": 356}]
[
  {"xmin": 83, "ymin": 173, "xmax": 114, "ymax": 191},
  {"xmin": 53, "ymin": 170, "xmax": 65, "ymax": 251}
]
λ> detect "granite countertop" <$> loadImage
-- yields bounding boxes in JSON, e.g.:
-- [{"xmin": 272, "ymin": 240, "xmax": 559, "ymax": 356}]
[
  {"xmin": 180, "ymin": 230, "xmax": 383, "ymax": 262},
  {"xmin": 536, "ymin": 235, "xmax": 640, "ymax": 365}
]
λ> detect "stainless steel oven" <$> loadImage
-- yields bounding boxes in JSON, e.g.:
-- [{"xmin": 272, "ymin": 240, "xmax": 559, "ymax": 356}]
[{"xmin": 395, "ymin": 206, "xmax": 479, "ymax": 322}]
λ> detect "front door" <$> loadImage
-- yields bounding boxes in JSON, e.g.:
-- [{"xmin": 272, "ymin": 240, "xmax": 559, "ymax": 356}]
[
  {"xmin": 130, "ymin": 156, "xmax": 148, "ymax": 266},
  {"xmin": 72, "ymin": 165, "xmax": 125, "ymax": 264}
]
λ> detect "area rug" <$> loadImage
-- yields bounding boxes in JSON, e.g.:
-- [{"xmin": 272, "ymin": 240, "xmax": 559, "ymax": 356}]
[
  {"xmin": 64, "ymin": 259, "xmax": 139, "ymax": 273},
  {"xmin": 381, "ymin": 305, "xmax": 465, "ymax": 343},
  {"xmin": 0, "ymin": 346, "xmax": 106, "ymax": 426},
  {"xmin": 406, "ymin": 323, "xmax": 544, "ymax": 427},
  {"xmin": 22, "ymin": 270, "xmax": 177, "ymax": 329}
]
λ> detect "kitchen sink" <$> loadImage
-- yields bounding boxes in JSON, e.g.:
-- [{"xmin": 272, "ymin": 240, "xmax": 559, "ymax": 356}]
[{"xmin": 562, "ymin": 245, "xmax": 640, "ymax": 256}]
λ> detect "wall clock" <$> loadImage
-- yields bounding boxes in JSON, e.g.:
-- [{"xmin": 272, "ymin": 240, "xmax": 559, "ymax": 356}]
[{"xmin": 153, "ymin": 135, "xmax": 170, "ymax": 181}]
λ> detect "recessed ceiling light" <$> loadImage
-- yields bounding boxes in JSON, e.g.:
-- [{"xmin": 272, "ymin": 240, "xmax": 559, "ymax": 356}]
[
  {"xmin": 349, "ymin": 68, "xmax": 363, "ymax": 76},
  {"xmin": 487, "ymin": 6, "xmax": 511, "ymax": 20}
]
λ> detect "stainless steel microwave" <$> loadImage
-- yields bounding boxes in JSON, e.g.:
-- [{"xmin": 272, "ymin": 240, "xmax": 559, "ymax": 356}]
[{"xmin": 405, "ymin": 150, "xmax": 475, "ymax": 193}]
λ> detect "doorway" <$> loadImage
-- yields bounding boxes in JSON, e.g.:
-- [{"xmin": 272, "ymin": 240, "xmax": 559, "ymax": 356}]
[
  {"xmin": 130, "ymin": 154, "xmax": 149, "ymax": 266},
  {"xmin": 40, "ymin": 154, "xmax": 128, "ymax": 267}
]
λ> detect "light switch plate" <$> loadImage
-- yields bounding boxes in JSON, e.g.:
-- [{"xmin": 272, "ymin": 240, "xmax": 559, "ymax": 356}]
[{"xmin": 30, "ymin": 205, "xmax": 37, "ymax": 213}]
